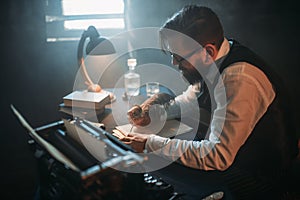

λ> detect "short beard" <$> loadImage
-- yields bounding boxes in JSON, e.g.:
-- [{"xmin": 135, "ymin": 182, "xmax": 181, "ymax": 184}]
[{"xmin": 181, "ymin": 69, "xmax": 203, "ymax": 85}]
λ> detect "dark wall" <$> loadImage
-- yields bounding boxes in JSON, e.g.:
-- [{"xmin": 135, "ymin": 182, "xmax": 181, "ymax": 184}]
[
  {"xmin": 0, "ymin": 0, "xmax": 299, "ymax": 198},
  {"xmin": 0, "ymin": 1, "xmax": 78, "ymax": 198}
]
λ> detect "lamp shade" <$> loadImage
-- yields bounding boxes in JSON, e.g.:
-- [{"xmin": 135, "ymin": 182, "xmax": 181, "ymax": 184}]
[
  {"xmin": 76, "ymin": 25, "xmax": 116, "ymax": 101},
  {"xmin": 85, "ymin": 26, "xmax": 116, "ymax": 55}
]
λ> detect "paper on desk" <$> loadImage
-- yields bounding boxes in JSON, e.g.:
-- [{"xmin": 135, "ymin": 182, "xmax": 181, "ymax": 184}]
[
  {"xmin": 63, "ymin": 119, "xmax": 104, "ymax": 144},
  {"xmin": 114, "ymin": 119, "xmax": 193, "ymax": 138},
  {"xmin": 63, "ymin": 118, "xmax": 107, "ymax": 162}
]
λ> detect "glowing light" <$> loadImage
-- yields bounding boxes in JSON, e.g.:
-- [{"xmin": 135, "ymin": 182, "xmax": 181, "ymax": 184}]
[
  {"xmin": 62, "ymin": 0, "xmax": 124, "ymax": 15},
  {"xmin": 64, "ymin": 19, "xmax": 124, "ymax": 30},
  {"xmin": 46, "ymin": 0, "xmax": 125, "ymax": 41}
]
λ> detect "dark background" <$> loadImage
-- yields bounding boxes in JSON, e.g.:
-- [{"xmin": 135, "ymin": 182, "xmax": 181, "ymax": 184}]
[{"xmin": 0, "ymin": 0, "xmax": 299, "ymax": 198}]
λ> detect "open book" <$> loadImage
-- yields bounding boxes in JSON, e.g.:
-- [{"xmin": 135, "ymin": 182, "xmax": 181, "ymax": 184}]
[{"xmin": 113, "ymin": 119, "xmax": 193, "ymax": 139}]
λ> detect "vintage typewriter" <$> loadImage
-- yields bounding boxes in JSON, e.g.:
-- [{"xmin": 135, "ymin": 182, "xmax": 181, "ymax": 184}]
[{"xmin": 12, "ymin": 105, "xmax": 176, "ymax": 200}]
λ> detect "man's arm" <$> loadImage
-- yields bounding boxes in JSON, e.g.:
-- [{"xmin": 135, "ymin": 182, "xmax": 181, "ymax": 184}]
[
  {"xmin": 145, "ymin": 63, "xmax": 275, "ymax": 171},
  {"xmin": 127, "ymin": 83, "xmax": 202, "ymax": 126}
]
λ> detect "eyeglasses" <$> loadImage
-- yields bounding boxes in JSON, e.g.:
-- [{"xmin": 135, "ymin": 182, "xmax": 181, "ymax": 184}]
[{"xmin": 170, "ymin": 47, "xmax": 203, "ymax": 65}]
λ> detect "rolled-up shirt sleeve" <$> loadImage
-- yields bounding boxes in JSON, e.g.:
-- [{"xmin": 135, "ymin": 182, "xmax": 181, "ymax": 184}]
[
  {"xmin": 166, "ymin": 83, "xmax": 201, "ymax": 119},
  {"xmin": 145, "ymin": 63, "xmax": 275, "ymax": 171}
]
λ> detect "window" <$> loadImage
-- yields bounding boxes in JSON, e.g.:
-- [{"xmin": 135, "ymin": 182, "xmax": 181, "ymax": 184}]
[{"xmin": 45, "ymin": 0, "xmax": 125, "ymax": 42}]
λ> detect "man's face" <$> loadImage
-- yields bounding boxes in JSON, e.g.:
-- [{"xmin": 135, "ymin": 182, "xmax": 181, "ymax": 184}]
[
  {"xmin": 167, "ymin": 36, "xmax": 210, "ymax": 84},
  {"xmin": 171, "ymin": 49, "xmax": 204, "ymax": 84}
]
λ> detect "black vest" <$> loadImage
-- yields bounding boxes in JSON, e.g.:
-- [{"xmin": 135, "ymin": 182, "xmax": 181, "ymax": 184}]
[{"xmin": 198, "ymin": 39, "xmax": 298, "ymax": 178}]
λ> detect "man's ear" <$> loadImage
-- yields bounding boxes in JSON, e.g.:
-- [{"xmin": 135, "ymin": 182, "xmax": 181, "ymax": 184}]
[{"xmin": 204, "ymin": 44, "xmax": 218, "ymax": 60}]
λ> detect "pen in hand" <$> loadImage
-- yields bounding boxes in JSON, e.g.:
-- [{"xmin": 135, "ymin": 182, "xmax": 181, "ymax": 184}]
[{"xmin": 129, "ymin": 125, "xmax": 134, "ymax": 134}]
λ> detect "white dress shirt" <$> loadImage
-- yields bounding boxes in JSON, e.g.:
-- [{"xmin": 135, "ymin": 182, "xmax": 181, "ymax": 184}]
[{"xmin": 145, "ymin": 38, "xmax": 275, "ymax": 171}]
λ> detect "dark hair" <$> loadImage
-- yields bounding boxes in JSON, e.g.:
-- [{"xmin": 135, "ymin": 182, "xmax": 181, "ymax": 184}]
[{"xmin": 160, "ymin": 5, "xmax": 224, "ymax": 51}]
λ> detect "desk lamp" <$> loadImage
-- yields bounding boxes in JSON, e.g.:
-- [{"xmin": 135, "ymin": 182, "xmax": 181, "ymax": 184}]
[{"xmin": 77, "ymin": 25, "xmax": 116, "ymax": 101}]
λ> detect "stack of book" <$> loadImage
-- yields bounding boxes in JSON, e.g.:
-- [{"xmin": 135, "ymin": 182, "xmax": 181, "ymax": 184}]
[{"xmin": 59, "ymin": 91, "xmax": 110, "ymax": 120}]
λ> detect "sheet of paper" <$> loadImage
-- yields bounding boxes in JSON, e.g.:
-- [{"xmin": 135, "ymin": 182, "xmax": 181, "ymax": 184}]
[
  {"xmin": 114, "ymin": 119, "xmax": 193, "ymax": 138},
  {"xmin": 63, "ymin": 118, "xmax": 107, "ymax": 162}
]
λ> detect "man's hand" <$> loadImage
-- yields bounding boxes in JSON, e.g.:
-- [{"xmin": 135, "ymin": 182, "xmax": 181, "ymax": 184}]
[
  {"xmin": 120, "ymin": 132, "xmax": 149, "ymax": 153},
  {"xmin": 127, "ymin": 105, "xmax": 151, "ymax": 126},
  {"xmin": 127, "ymin": 93, "xmax": 174, "ymax": 126}
]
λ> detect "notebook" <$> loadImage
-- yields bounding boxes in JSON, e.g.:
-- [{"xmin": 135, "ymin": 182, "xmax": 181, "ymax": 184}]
[{"xmin": 113, "ymin": 119, "xmax": 193, "ymax": 139}]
